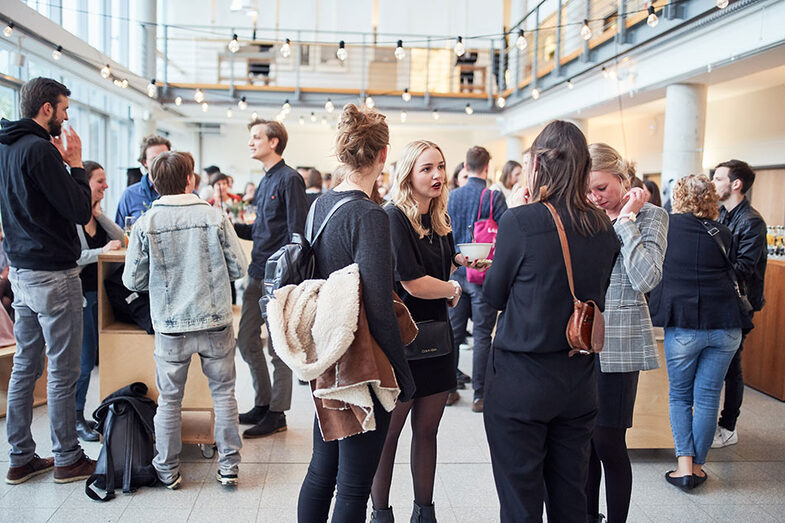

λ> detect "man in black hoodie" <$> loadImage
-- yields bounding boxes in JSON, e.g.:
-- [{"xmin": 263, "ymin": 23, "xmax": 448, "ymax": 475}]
[{"xmin": 0, "ymin": 77, "xmax": 95, "ymax": 485}]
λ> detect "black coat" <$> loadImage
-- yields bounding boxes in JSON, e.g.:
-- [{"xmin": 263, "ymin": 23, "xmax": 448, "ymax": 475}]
[{"xmin": 719, "ymin": 198, "xmax": 767, "ymax": 311}]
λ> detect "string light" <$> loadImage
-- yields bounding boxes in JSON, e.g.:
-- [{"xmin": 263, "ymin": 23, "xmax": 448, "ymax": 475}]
[
  {"xmin": 120, "ymin": 79, "xmax": 128, "ymax": 89},
  {"xmin": 321, "ymin": 116, "xmax": 328, "ymax": 126},
  {"xmin": 454, "ymin": 36, "xmax": 465, "ymax": 57},
  {"xmin": 100, "ymin": 64, "xmax": 111, "ymax": 79},
  {"xmin": 299, "ymin": 115, "xmax": 305, "ymax": 125},
  {"xmin": 566, "ymin": 78, "xmax": 574, "ymax": 89},
  {"xmin": 280, "ymin": 38, "xmax": 291, "ymax": 58},
  {"xmin": 201, "ymin": 102, "xmax": 209, "ymax": 112},
  {"xmin": 228, "ymin": 34, "xmax": 240, "ymax": 53},
  {"xmin": 147, "ymin": 79, "xmax": 157, "ymax": 98},
  {"xmin": 716, "ymin": 0, "xmax": 729, "ymax": 7},
  {"xmin": 432, "ymin": 109, "xmax": 440, "ymax": 120},
  {"xmin": 52, "ymin": 45, "xmax": 62, "ymax": 60},
  {"xmin": 516, "ymin": 30, "xmax": 528, "ymax": 51},
  {"xmin": 602, "ymin": 66, "xmax": 609, "ymax": 78},
  {"xmin": 400, "ymin": 111, "xmax": 407, "ymax": 123},
  {"xmin": 251, "ymin": 111, "xmax": 258, "ymax": 120},
  {"xmin": 3, "ymin": 22, "xmax": 14, "ymax": 38},
  {"xmin": 325, "ymin": 98, "xmax": 335, "ymax": 112},
  {"xmin": 336, "ymin": 40, "xmax": 347, "ymax": 61},
  {"xmin": 496, "ymin": 96, "xmax": 506, "ymax": 108},
  {"xmin": 394, "ymin": 40, "xmax": 405, "ymax": 60},
  {"xmin": 282, "ymin": 99, "xmax": 291, "ymax": 113},
  {"xmin": 226, "ymin": 107, "xmax": 233, "ymax": 118},
  {"xmin": 581, "ymin": 19, "xmax": 592, "ymax": 41},
  {"xmin": 238, "ymin": 96, "xmax": 247, "ymax": 110},
  {"xmin": 174, "ymin": 96, "xmax": 183, "ymax": 106},
  {"xmin": 531, "ymin": 87, "xmax": 540, "ymax": 99},
  {"xmin": 194, "ymin": 88, "xmax": 205, "ymax": 103},
  {"xmin": 402, "ymin": 88, "xmax": 411, "ymax": 102},
  {"xmin": 365, "ymin": 96, "xmax": 374, "ymax": 108},
  {"xmin": 310, "ymin": 112, "xmax": 317, "ymax": 122},
  {"xmin": 647, "ymin": 5, "xmax": 659, "ymax": 27},
  {"xmin": 464, "ymin": 103, "xmax": 473, "ymax": 115}
]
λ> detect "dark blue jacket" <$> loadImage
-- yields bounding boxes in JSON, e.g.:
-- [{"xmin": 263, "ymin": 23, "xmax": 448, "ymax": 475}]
[
  {"xmin": 447, "ymin": 177, "xmax": 507, "ymax": 246},
  {"xmin": 114, "ymin": 174, "xmax": 159, "ymax": 227},
  {"xmin": 0, "ymin": 118, "xmax": 91, "ymax": 270}
]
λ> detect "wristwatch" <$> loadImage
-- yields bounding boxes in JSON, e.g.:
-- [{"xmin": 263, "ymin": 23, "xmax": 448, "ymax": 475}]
[
  {"xmin": 448, "ymin": 280, "xmax": 461, "ymax": 300},
  {"xmin": 618, "ymin": 211, "xmax": 637, "ymax": 223}
]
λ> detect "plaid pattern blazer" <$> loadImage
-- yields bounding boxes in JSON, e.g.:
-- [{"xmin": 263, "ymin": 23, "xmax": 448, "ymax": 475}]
[{"xmin": 599, "ymin": 202, "xmax": 669, "ymax": 373}]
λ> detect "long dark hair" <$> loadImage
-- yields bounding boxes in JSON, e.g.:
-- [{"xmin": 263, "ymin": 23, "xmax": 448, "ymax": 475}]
[{"xmin": 529, "ymin": 120, "xmax": 610, "ymax": 236}]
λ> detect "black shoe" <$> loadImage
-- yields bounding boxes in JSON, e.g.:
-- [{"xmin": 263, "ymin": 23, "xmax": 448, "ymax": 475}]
[
  {"xmin": 243, "ymin": 411, "xmax": 287, "ymax": 438},
  {"xmin": 76, "ymin": 419, "xmax": 99, "ymax": 442},
  {"xmin": 76, "ymin": 410, "xmax": 98, "ymax": 432},
  {"xmin": 238, "ymin": 405, "xmax": 269, "ymax": 425},
  {"xmin": 665, "ymin": 470, "xmax": 694, "ymax": 491},
  {"xmin": 456, "ymin": 370, "xmax": 471, "ymax": 384},
  {"xmin": 692, "ymin": 470, "xmax": 708, "ymax": 487}
]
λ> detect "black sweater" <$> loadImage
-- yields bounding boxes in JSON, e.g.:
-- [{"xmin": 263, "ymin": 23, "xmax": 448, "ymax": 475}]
[
  {"xmin": 311, "ymin": 189, "xmax": 416, "ymax": 401},
  {"xmin": 0, "ymin": 118, "xmax": 92, "ymax": 270},
  {"xmin": 483, "ymin": 201, "xmax": 620, "ymax": 353}
]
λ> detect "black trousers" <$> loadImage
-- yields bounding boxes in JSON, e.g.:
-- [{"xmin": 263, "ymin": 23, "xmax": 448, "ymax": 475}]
[
  {"xmin": 484, "ymin": 349, "xmax": 597, "ymax": 523},
  {"xmin": 719, "ymin": 330, "xmax": 749, "ymax": 432}
]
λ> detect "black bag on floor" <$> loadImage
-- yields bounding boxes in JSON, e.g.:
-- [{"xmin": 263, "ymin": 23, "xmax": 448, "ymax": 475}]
[{"xmin": 85, "ymin": 382, "xmax": 158, "ymax": 501}]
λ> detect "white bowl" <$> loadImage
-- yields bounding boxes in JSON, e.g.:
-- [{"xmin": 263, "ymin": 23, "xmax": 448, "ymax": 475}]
[{"xmin": 457, "ymin": 243, "xmax": 493, "ymax": 261}]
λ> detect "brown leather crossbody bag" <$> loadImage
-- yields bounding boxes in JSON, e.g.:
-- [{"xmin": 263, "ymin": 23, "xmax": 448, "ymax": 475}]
[{"xmin": 542, "ymin": 200, "xmax": 605, "ymax": 357}]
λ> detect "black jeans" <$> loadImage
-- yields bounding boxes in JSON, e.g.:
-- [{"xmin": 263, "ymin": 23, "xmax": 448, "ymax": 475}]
[
  {"xmin": 719, "ymin": 330, "xmax": 749, "ymax": 432},
  {"xmin": 298, "ymin": 394, "xmax": 392, "ymax": 523}
]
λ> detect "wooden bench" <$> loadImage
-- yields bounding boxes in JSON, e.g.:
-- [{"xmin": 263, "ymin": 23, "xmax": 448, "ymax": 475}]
[{"xmin": 0, "ymin": 344, "xmax": 47, "ymax": 418}]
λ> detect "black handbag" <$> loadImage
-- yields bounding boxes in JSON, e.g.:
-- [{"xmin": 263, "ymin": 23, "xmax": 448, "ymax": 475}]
[
  {"xmin": 404, "ymin": 235, "xmax": 454, "ymax": 360},
  {"xmin": 701, "ymin": 220, "xmax": 754, "ymax": 314}
]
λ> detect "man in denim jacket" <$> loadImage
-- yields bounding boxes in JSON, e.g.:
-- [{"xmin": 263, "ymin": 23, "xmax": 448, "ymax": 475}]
[{"xmin": 123, "ymin": 151, "xmax": 248, "ymax": 489}]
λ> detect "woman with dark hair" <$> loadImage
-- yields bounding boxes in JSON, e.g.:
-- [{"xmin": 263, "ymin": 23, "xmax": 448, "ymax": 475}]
[
  {"xmin": 644, "ymin": 179, "xmax": 662, "ymax": 207},
  {"xmin": 448, "ymin": 161, "xmax": 468, "ymax": 191},
  {"xmin": 490, "ymin": 160, "xmax": 522, "ymax": 200},
  {"xmin": 74, "ymin": 161, "xmax": 124, "ymax": 441},
  {"xmin": 482, "ymin": 121, "xmax": 620, "ymax": 522}
]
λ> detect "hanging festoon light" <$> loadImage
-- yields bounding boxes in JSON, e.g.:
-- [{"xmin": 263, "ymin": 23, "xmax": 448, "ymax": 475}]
[
  {"xmin": 228, "ymin": 34, "xmax": 240, "ymax": 53},
  {"xmin": 299, "ymin": 115, "xmax": 305, "ymax": 125},
  {"xmin": 52, "ymin": 45, "xmax": 63, "ymax": 60},
  {"xmin": 465, "ymin": 103, "xmax": 473, "ymax": 115},
  {"xmin": 364, "ymin": 96, "xmax": 374, "ymax": 109},
  {"xmin": 402, "ymin": 88, "xmax": 411, "ymax": 102},
  {"xmin": 238, "ymin": 96, "xmax": 248, "ymax": 110},
  {"xmin": 201, "ymin": 102, "xmax": 209, "ymax": 112},
  {"xmin": 496, "ymin": 96, "xmax": 506, "ymax": 109},
  {"xmin": 174, "ymin": 96, "xmax": 183, "ymax": 106},
  {"xmin": 282, "ymin": 99, "xmax": 291, "ymax": 113},
  {"xmin": 566, "ymin": 78, "xmax": 574, "ymax": 90},
  {"xmin": 310, "ymin": 111, "xmax": 317, "ymax": 122},
  {"xmin": 100, "ymin": 64, "xmax": 112, "ymax": 79},
  {"xmin": 147, "ymin": 79, "xmax": 157, "ymax": 98},
  {"xmin": 325, "ymin": 98, "xmax": 335, "ymax": 112},
  {"xmin": 280, "ymin": 38, "xmax": 292, "ymax": 58},
  {"xmin": 454, "ymin": 36, "xmax": 465, "ymax": 57},
  {"xmin": 581, "ymin": 19, "xmax": 593, "ymax": 41},
  {"xmin": 251, "ymin": 111, "xmax": 259, "ymax": 120},
  {"xmin": 432, "ymin": 109, "xmax": 440, "ymax": 120},
  {"xmin": 226, "ymin": 107, "xmax": 233, "ymax": 118},
  {"xmin": 400, "ymin": 111, "xmax": 407, "ymax": 123},
  {"xmin": 194, "ymin": 88, "xmax": 205, "ymax": 103},
  {"xmin": 716, "ymin": 0, "xmax": 729, "ymax": 7},
  {"xmin": 602, "ymin": 66, "xmax": 609, "ymax": 78},
  {"xmin": 531, "ymin": 87, "xmax": 541, "ymax": 100},
  {"xmin": 336, "ymin": 40, "xmax": 348, "ymax": 62},
  {"xmin": 394, "ymin": 40, "xmax": 405, "ymax": 60},
  {"xmin": 3, "ymin": 22, "xmax": 14, "ymax": 38},
  {"xmin": 120, "ymin": 79, "xmax": 129, "ymax": 89},
  {"xmin": 516, "ymin": 29, "xmax": 528, "ymax": 51},
  {"xmin": 646, "ymin": 5, "xmax": 659, "ymax": 27}
]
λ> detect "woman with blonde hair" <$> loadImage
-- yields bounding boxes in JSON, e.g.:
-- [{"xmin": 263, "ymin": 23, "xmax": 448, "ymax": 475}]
[
  {"xmin": 650, "ymin": 174, "xmax": 751, "ymax": 491},
  {"xmin": 371, "ymin": 140, "xmax": 476, "ymax": 523},
  {"xmin": 586, "ymin": 143, "xmax": 668, "ymax": 522}
]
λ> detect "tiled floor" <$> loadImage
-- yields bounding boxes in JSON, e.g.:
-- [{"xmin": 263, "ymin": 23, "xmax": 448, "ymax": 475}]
[{"xmin": 2, "ymin": 343, "xmax": 785, "ymax": 522}]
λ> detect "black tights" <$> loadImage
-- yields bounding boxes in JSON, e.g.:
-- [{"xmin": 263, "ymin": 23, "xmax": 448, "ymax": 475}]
[
  {"xmin": 586, "ymin": 426, "xmax": 632, "ymax": 523},
  {"xmin": 371, "ymin": 391, "xmax": 449, "ymax": 509}
]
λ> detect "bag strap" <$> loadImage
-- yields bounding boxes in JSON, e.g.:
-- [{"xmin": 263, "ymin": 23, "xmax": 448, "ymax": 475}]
[
  {"xmin": 700, "ymin": 219, "xmax": 745, "ymax": 296},
  {"xmin": 476, "ymin": 188, "xmax": 488, "ymax": 222},
  {"xmin": 542, "ymin": 200, "xmax": 579, "ymax": 304},
  {"xmin": 306, "ymin": 194, "xmax": 365, "ymax": 243},
  {"xmin": 436, "ymin": 234, "xmax": 447, "ymax": 281}
]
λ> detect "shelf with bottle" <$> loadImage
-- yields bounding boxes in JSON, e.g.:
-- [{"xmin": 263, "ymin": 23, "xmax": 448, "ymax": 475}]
[{"xmin": 766, "ymin": 225, "xmax": 785, "ymax": 259}]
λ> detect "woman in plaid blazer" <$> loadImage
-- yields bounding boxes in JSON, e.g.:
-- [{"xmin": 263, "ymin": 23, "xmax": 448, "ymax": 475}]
[{"xmin": 585, "ymin": 143, "xmax": 669, "ymax": 523}]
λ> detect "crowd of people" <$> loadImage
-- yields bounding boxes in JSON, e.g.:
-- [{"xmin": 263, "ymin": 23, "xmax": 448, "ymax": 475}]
[{"xmin": 0, "ymin": 77, "xmax": 769, "ymax": 522}]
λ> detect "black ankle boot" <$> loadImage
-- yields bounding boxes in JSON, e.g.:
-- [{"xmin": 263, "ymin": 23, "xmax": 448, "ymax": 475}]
[
  {"xmin": 76, "ymin": 411, "xmax": 99, "ymax": 442},
  {"xmin": 76, "ymin": 410, "xmax": 97, "ymax": 430},
  {"xmin": 410, "ymin": 501, "xmax": 436, "ymax": 523},
  {"xmin": 371, "ymin": 506, "xmax": 394, "ymax": 522}
]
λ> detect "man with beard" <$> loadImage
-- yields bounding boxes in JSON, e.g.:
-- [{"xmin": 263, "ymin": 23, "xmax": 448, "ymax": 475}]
[
  {"xmin": 0, "ymin": 77, "xmax": 96, "ymax": 484},
  {"xmin": 711, "ymin": 160, "xmax": 768, "ymax": 448}
]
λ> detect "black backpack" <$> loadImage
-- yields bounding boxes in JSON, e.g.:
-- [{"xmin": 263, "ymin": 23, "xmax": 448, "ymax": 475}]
[
  {"xmin": 260, "ymin": 194, "xmax": 364, "ymax": 317},
  {"xmin": 85, "ymin": 382, "xmax": 159, "ymax": 501}
]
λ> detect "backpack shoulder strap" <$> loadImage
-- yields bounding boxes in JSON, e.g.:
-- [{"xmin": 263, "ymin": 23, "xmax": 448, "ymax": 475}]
[{"xmin": 310, "ymin": 194, "xmax": 365, "ymax": 244}]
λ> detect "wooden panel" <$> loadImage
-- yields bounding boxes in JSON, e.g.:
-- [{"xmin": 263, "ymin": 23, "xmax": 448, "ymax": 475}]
[
  {"xmin": 742, "ymin": 259, "xmax": 785, "ymax": 400},
  {"xmin": 0, "ymin": 347, "xmax": 47, "ymax": 418},
  {"xmin": 748, "ymin": 168, "xmax": 785, "ymax": 226},
  {"xmin": 628, "ymin": 341, "xmax": 673, "ymax": 449}
]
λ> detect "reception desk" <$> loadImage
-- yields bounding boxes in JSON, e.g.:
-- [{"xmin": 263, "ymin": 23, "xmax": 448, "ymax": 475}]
[{"xmin": 742, "ymin": 258, "xmax": 785, "ymax": 400}]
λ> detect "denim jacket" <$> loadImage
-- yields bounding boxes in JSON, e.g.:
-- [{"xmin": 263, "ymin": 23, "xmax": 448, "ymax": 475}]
[{"xmin": 123, "ymin": 194, "xmax": 248, "ymax": 333}]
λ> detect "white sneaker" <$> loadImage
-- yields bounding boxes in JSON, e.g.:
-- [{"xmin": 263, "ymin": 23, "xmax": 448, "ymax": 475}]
[{"xmin": 711, "ymin": 426, "xmax": 738, "ymax": 448}]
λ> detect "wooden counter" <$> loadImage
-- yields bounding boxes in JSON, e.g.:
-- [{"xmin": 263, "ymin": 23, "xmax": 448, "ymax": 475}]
[
  {"xmin": 628, "ymin": 341, "xmax": 673, "ymax": 449},
  {"xmin": 742, "ymin": 258, "xmax": 785, "ymax": 400}
]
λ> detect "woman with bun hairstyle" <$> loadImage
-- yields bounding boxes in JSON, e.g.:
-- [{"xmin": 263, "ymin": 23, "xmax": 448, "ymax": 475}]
[
  {"xmin": 585, "ymin": 144, "xmax": 669, "ymax": 523},
  {"xmin": 296, "ymin": 104, "xmax": 416, "ymax": 522}
]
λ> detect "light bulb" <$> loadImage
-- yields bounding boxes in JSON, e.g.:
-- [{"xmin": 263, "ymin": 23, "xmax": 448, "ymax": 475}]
[
  {"xmin": 399, "ymin": 111, "xmax": 407, "ymax": 123},
  {"xmin": 465, "ymin": 103, "xmax": 473, "ymax": 115},
  {"xmin": 336, "ymin": 41, "xmax": 347, "ymax": 62},
  {"xmin": 402, "ymin": 88, "xmax": 411, "ymax": 102},
  {"xmin": 299, "ymin": 115, "xmax": 305, "ymax": 125},
  {"xmin": 52, "ymin": 45, "xmax": 62, "ymax": 60},
  {"xmin": 581, "ymin": 20, "xmax": 592, "ymax": 41},
  {"xmin": 120, "ymin": 79, "xmax": 128, "ymax": 88},
  {"xmin": 325, "ymin": 98, "xmax": 334, "ymax": 112},
  {"xmin": 282, "ymin": 99, "xmax": 291, "ymax": 113},
  {"xmin": 228, "ymin": 34, "xmax": 240, "ymax": 53},
  {"xmin": 251, "ymin": 111, "xmax": 258, "ymax": 120},
  {"xmin": 201, "ymin": 102, "xmax": 209, "ymax": 112},
  {"xmin": 454, "ymin": 36, "xmax": 465, "ymax": 57},
  {"xmin": 226, "ymin": 107, "xmax": 233, "ymax": 118},
  {"xmin": 432, "ymin": 109, "xmax": 440, "ymax": 120},
  {"xmin": 647, "ymin": 6, "xmax": 659, "ymax": 27},
  {"xmin": 275, "ymin": 112, "xmax": 285, "ymax": 123},
  {"xmin": 310, "ymin": 112, "xmax": 317, "ymax": 122},
  {"xmin": 3, "ymin": 23, "xmax": 13, "ymax": 38},
  {"xmin": 394, "ymin": 40, "xmax": 405, "ymax": 60},
  {"xmin": 496, "ymin": 96, "xmax": 506, "ymax": 108},
  {"xmin": 147, "ymin": 79, "xmax": 157, "ymax": 98},
  {"xmin": 608, "ymin": 68, "xmax": 618, "ymax": 80},
  {"xmin": 716, "ymin": 0, "xmax": 729, "ymax": 7},
  {"xmin": 100, "ymin": 64, "xmax": 111, "ymax": 79},
  {"xmin": 174, "ymin": 96, "xmax": 183, "ymax": 106},
  {"xmin": 365, "ymin": 96, "xmax": 374, "ymax": 109},
  {"xmin": 238, "ymin": 97, "xmax": 247, "ymax": 110},
  {"xmin": 516, "ymin": 30, "xmax": 527, "ymax": 51},
  {"xmin": 602, "ymin": 66, "xmax": 609, "ymax": 78},
  {"xmin": 531, "ymin": 87, "xmax": 540, "ymax": 100},
  {"xmin": 113, "ymin": 79, "xmax": 122, "ymax": 87},
  {"xmin": 280, "ymin": 38, "xmax": 291, "ymax": 58},
  {"xmin": 194, "ymin": 88, "xmax": 205, "ymax": 103},
  {"xmin": 566, "ymin": 79, "xmax": 574, "ymax": 90},
  {"xmin": 321, "ymin": 116, "xmax": 328, "ymax": 126}
]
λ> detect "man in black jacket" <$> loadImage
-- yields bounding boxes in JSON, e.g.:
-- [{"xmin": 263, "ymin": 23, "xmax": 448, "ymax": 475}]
[
  {"xmin": 711, "ymin": 159, "xmax": 768, "ymax": 448},
  {"xmin": 0, "ymin": 77, "xmax": 95, "ymax": 485}
]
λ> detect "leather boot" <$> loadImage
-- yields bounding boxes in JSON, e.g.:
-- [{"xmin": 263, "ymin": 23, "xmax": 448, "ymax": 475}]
[
  {"xmin": 371, "ymin": 506, "xmax": 394, "ymax": 522},
  {"xmin": 410, "ymin": 501, "xmax": 437, "ymax": 523},
  {"xmin": 75, "ymin": 411, "xmax": 99, "ymax": 442}
]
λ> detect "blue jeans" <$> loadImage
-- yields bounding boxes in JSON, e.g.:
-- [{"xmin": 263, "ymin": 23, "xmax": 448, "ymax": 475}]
[
  {"xmin": 664, "ymin": 327, "xmax": 741, "ymax": 465},
  {"xmin": 76, "ymin": 291, "xmax": 99, "ymax": 412},
  {"xmin": 7, "ymin": 268, "xmax": 85, "ymax": 467},
  {"xmin": 448, "ymin": 268, "xmax": 498, "ymax": 400},
  {"xmin": 153, "ymin": 324, "xmax": 242, "ymax": 482}
]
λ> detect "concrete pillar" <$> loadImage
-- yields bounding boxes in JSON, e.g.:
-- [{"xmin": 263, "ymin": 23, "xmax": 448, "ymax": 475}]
[
  {"xmin": 661, "ymin": 83, "xmax": 707, "ymax": 205},
  {"xmin": 506, "ymin": 134, "xmax": 524, "ymax": 162}
]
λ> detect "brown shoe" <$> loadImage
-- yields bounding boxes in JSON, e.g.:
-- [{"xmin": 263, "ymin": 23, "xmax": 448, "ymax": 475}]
[
  {"xmin": 54, "ymin": 455, "xmax": 96, "ymax": 484},
  {"xmin": 6, "ymin": 454, "xmax": 54, "ymax": 484},
  {"xmin": 445, "ymin": 391, "xmax": 460, "ymax": 406},
  {"xmin": 472, "ymin": 398, "xmax": 484, "ymax": 413}
]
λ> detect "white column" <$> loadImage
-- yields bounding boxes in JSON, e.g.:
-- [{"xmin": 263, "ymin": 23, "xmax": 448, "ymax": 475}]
[
  {"xmin": 661, "ymin": 83, "xmax": 707, "ymax": 205},
  {"xmin": 506, "ymin": 134, "xmax": 524, "ymax": 162}
]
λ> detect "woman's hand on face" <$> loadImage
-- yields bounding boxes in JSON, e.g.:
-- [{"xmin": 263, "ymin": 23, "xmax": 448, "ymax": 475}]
[
  {"xmin": 92, "ymin": 200, "xmax": 102, "ymax": 218},
  {"xmin": 620, "ymin": 187, "xmax": 646, "ymax": 216},
  {"xmin": 102, "ymin": 240, "xmax": 123, "ymax": 253}
]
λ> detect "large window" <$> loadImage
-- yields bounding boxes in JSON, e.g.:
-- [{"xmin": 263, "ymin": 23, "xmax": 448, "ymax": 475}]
[{"xmin": 0, "ymin": 84, "xmax": 17, "ymax": 120}]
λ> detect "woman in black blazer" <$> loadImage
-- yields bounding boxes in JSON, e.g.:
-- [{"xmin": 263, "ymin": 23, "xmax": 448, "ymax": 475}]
[
  {"xmin": 649, "ymin": 174, "xmax": 751, "ymax": 491},
  {"xmin": 482, "ymin": 121, "xmax": 620, "ymax": 522}
]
